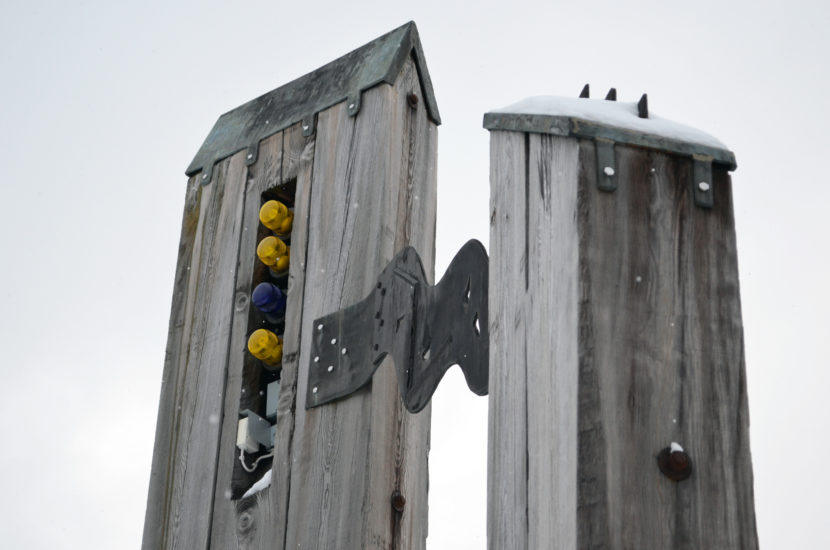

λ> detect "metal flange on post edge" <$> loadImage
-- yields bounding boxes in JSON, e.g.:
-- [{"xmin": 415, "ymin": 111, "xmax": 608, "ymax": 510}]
[{"xmin": 306, "ymin": 240, "xmax": 489, "ymax": 413}]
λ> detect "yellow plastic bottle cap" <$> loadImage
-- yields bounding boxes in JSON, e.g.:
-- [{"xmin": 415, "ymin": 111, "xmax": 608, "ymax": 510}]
[
  {"xmin": 277, "ymin": 210, "xmax": 294, "ymax": 235},
  {"xmin": 247, "ymin": 328, "xmax": 283, "ymax": 366},
  {"xmin": 259, "ymin": 200, "xmax": 288, "ymax": 231},
  {"xmin": 274, "ymin": 254, "xmax": 291, "ymax": 273},
  {"xmin": 256, "ymin": 236, "xmax": 287, "ymax": 267}
]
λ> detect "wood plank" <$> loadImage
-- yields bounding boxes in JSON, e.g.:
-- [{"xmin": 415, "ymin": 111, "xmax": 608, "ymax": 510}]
[
  {"xmin": 151, "ymin": 150, "xmax": 248, "ymax": 549},
  {"xmin": 285, "ymin": 57, "xmax": 434, "ymax": 550},
  {"xmin": 486, "ymin": 130, "xmax": 529, "ymax": 550},
  {"xmin": 259, "ymin": 121, "xmax": 317, "ymax": 548},
  {"xmin": 208, "ymin": 121, "xmax": 318, "ymax": 549},
  {"xmin": 525, "ymin": 134, "xmax": 579, "ymax": 549},
  {"xmin": 145, "ymin": 172, "xmax": 217, "ymax": 549},
  {"xmin": 576, "ymin": 142, "xmax": 758, "ymax": 548},
  {"xmin": 142, "ymin": 174, "xmax": 204, "ymax": 549},
  {"xmin": 487, "ymin": 132, "xmax": 756, "ymax": 548},
  {"xmin": 208, "ymin": 130, "xmax": 283, "ymax": 549},
  {"xmin": 390, "ymin": 59, "xmax": 436, "ymax": 550}
]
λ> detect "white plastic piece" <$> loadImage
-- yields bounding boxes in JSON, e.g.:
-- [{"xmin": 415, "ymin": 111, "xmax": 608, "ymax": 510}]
[
  {"xmin": 236, "ymin": 417, "xmax": 259, "ymax": 453},
  {"xmin": 670, "ymin": 441, "xmax": 684, "ymax": 454},
  {"xmin": 242, "ymin": 469, "xmax": 272, "ymax": 498}
]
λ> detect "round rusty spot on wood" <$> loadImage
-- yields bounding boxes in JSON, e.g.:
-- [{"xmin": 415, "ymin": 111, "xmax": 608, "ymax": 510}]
[
  {"xmin": 657, "ymin": 446, "xmax": 692, "ymax": 482},
  {"xmin": 407, "ymin": 93, "xmax": 419, "ymax": 109},
  {"xmin": 391, "ymin": 490, "xmax": 406, "ymax": 512}
]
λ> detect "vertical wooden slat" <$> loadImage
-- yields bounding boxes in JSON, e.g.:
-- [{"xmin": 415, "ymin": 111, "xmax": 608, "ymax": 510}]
[
  {"xmin": 142, "ymin": 174, "xmax": 203, "ymax": 549},
  {"xmin": 525, "ymin": 134, "xmax": 579, "ymax": 549},
  {"xmin": 208, "ymin": 121, "xmax": 318, "ymax": 549},
  {"xmin": 392, "ymin": 61, "xmax": 436, "ymax": 550},
  {"xmin": 260, "ymin": 122, "xmax": 318, "ymax": 548},
  {"xmin": 487, "ymin": 130, "xmax": 529, "ymax": 550},
  {"xmin": 208, "ymin": 130, "xmax": 283, "ymax": 548},
  {"xmin": 173, "ymin": 151, "xmax": 248, "ymax": 549},
  {"xmin": 285, "ymin": 57, "xmax": 433, "ymax": 550},
  {"xmin": 143, "ymin": 150, "xmax": 249, "ymax": 549}
]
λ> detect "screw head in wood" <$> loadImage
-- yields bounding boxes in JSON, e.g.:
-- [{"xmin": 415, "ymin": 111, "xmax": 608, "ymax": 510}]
[
  {"xmin": 657, "ymin": 444, "xmax": 693, "ymax": 481},
  {"xmin": 391, "ymin": 490, "xmax": 406, "ymax": 512},
  {"xmin": 407, "ymin": 93, "xmax": 419, "ymax": 109}
]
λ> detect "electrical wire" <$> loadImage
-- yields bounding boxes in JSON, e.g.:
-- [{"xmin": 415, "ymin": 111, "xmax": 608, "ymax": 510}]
[{"xmin": 239, "ymin": 448, "xmax": 274, "ymax": 473}]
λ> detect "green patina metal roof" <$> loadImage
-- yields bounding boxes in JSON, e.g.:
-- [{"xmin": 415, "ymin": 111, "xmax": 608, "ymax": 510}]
[{"xmin": 187, "ymin": 21, "xmax": 440, "ymax": 180}]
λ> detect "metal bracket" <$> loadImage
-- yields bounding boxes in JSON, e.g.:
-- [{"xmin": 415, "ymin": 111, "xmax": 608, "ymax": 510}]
[
  {"xmin": 346, "ymin": 93, "xmax": 361, "ymax": 117},
  {"xmin": 301, "ymin": 114, "xmax": 317, "ymax": 137},
  {"xmin": 306, "ymin": 240, "xmax": 489, "ymax": 413},
  {"xmin": 199, "ymin": 164, "xmax": 213, "ymax": 186},
  {"xmin": 239, "ymin": 409, "xmax": 274, "ymax": 449},
  {"xmin": 596, "ymin": 138, "xmax": 617, "ymax": 192},
  {"xmin": 693, "ymin": 155, "xmax": 714, "ymax": 209},
  {"xmin": 245, "ymin": 144, "xmax": 259, "ymax": 166}
]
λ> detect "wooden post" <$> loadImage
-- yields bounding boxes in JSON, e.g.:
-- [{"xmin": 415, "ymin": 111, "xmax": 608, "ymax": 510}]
[
  {"xmin": 142, "ymin": 22, "xmax": 439, "ymax": 549},
  {"xmin": 485, "ymin": 96, "xmax": 758, "ymax": 548}
]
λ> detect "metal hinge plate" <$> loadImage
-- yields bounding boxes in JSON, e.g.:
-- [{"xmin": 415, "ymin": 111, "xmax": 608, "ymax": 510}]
[{"xmin": 306, "ymin": 240, "xmax": 489, "ymax": 413}]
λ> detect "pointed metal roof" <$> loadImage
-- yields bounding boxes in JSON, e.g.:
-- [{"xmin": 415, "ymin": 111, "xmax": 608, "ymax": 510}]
[{"xmin": 187, "ymin": 21, "xmax": 440, "ymax": 179}]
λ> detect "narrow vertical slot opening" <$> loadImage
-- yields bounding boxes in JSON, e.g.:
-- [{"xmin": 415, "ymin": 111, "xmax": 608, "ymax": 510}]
[{"xmin": 231, "ymin": 178, "xmax": 297, "ymax": 499}]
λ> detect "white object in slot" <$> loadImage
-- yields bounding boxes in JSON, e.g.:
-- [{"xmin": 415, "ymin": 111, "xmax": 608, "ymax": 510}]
[{"xmin": 236, "ymin": 417, "xmax": 259, "ymax": 453}]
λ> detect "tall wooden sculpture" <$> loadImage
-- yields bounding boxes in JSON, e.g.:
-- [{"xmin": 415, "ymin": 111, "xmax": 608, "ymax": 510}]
[
  {"xmin": 485, "ymin": 90, "xmax": 758, "ymax": 549},
  {"xmin": 143, "ymin": 22, "xmax": 439, "ymax": 549}
]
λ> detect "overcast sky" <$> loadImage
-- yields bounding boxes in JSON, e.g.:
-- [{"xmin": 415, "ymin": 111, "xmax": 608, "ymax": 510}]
[{"xmin": 1, "ymin": 1, "xmax": 828, "ymax": 548}]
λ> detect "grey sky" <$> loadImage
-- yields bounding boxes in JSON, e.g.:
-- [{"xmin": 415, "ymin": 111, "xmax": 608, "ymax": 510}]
[{"xmin": 1, "ymin": 0, "xmax": 827, "ymax": 547}]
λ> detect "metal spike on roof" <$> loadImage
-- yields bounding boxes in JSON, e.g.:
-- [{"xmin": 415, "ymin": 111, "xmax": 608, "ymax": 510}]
[{"xmin": 638, "ymin": 94, "xmax": 649, "ymax": 119}]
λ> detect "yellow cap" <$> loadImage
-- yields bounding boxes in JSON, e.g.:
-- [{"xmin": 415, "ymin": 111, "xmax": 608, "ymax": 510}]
[
  {"xmin": 256, "ymin": 236, "xmax": 288, "ymax": 267},
  {"xmin": 247, "ymin": 329, "xmax": 283, "ymax": 366},
  {"xmin": 259, "ymin": 200, "xmax": 293, "ymax": 234},
  {"xmin": 276, "ymin": 210, "xmax": 294, "ymax": 235},
  {"xmin": 275, "ymin": 247, "xmax": 290, "ymax": 273}
]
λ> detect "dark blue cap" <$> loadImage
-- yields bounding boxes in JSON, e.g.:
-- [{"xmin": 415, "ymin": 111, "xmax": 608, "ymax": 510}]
[{"xmin": 252, "ymin": 282, "xmax": 286, "ymax": 315}]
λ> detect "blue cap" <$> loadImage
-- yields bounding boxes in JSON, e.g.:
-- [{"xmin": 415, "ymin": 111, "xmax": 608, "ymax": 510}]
[{"xmin": 252, "ymin": 282, "xmax": 286, "ymax": 314}]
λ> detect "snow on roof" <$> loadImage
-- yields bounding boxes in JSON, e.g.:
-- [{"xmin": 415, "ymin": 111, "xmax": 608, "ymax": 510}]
[{"xmin": 484, "ymin": 95, "xmax": 736, "ymax": 169}]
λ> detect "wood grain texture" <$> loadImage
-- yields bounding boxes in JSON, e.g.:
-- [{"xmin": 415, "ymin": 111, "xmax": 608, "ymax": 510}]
[
  {"xmin": 142, "ymin": 174, "xmax": 202, "ymax": 549},
  {"xmin": 142, "ymin": 150, "xmax": 249, "ymax": 549},
  {"xmin": 526, "ymin": 134, "xmax": 579, "ymax": 549},
  {"xmin": 487, "ymin": 132, "xmax": 757, "ymax": 549},
  {"xmin": 285, "ymin": 57, "xmax": 434, "ymax": 550},
  {"xmin": 207, "ymin": 129, "xmax": 283, "ymax": 549},
  {"xmin": 390, "ymin": 60, "xmax": 436, "ymax": 550},
  {"xmin": 576, "ymin": 142, "xmax": 757, "ymax": 549},
  {"xmin": 146, "ymin": 57, "xmax": 434, "ymax": 550},
  {"xmin": 260, "ymin": 121, "xmax": 318, "ymax": 548},
  {"xmin": 487, "ymin": 130, "xmax": 529, "ymax": 550},
  {"xmin": 208, "ymin": 121, "xmax": 318, "ymax": 549}
]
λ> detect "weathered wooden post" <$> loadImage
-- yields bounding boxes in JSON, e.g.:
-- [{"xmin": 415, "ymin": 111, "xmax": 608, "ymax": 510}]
[
  {"xmin": 143, "ymin": 22, "xmax": 440, "ymax": 549},
  {"xmin": 485, "ymin": 90, "xmax": 758, "ymax": 548}
]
